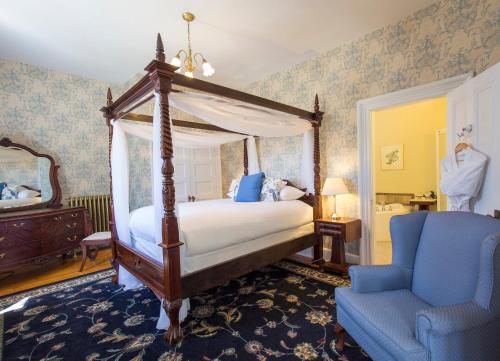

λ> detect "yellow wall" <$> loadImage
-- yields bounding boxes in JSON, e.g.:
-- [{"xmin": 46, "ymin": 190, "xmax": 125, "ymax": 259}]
[{"xmin": 372, "ymin": 97, "xmax": 446, "ymax": 195}]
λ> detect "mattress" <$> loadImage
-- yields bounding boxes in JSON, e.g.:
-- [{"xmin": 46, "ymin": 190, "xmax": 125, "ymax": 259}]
[
  {"xmin": 129, "ymin": 198, "xmax": 313, "ymax": 257},
  {"xmin": 132, "ymin": 222, "xmax": 314, "ymax": 275}
]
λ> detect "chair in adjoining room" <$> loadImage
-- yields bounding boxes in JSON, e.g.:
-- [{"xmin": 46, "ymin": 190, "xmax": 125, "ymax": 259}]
[{"xmin": 335, "ymin": 211, "xmax": 500, "ymax": 361}]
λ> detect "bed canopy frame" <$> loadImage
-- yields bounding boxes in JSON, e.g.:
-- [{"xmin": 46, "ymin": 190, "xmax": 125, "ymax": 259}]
[{"xmin": 100, "ymin": 34, "xmax": 323, "ymax": 344}]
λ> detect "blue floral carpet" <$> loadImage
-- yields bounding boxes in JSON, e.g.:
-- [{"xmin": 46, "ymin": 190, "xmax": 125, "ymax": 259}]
[{"xmin": 0, "ymin": 262, "xmax": 371, "ymax": 361}]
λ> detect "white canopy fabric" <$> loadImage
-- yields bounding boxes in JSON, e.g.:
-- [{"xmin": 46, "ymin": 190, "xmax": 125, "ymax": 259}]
[
  {"xmin": 110, "ymin": 91, "xmax": 316, "ymax": 330},
  {"xmin": 246, "ymin": 136, "xmax": 260, "ymax": 174},
  {"xmin": 113, "ymin": 119, "xmax": 248, "ymax": 148},
  {"xmin": 169, "ymin": 91, "xmax": 311, "ymax": 137}
]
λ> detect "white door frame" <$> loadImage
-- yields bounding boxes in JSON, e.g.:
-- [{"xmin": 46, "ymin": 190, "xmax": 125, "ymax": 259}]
[
  {"xmin": 357, "ymin": 73, "xmax": 472, "ymax": 265},
  {"xmin": 435, "ymin": 128, "xmax": 447, "ymax": 211}
]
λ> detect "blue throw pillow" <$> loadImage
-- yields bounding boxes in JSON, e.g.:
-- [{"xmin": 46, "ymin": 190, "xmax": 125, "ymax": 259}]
[
  {"xmin": 235, "ymin": 172, "xmax": 265, "ymax": 202},
  {"xmin": 0, "ymin": 182, "xmax": 6, "ymax": 200}
]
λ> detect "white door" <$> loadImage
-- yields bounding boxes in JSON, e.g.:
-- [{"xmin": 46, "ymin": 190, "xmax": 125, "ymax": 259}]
[
  {"xmin": 173, "ymin": 146, "xmax": 222, "ymax": 202},
  {"xmin": 446, "ymin": 62, "xmax": 500, "ymax": 215},
  {"xmin": 470, "ymin": 64, "xmax": 500, "ymax": 215},
  {"xmin": 189, "ymin": 147, "xmax": 222, "ymax": 200},
  {"xmin": 173, "ymin": 146, "xmax": 190, "ymax": 203}
]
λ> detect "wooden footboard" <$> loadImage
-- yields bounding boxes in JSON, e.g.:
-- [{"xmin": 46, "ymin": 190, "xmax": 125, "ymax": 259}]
[
  {"xmin": 114, "ymin": 242, "xmax": 166, "ymax": 297},
  {"xmin": 113, "ymin": 232, "xmax": 319, "ymax": 299},
  {"xmin": 181, "ymin": 233, "xmax": 317, "ymax": 297}
]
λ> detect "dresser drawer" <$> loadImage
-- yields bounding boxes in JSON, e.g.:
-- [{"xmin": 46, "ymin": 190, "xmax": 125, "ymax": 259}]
[
  {"xmin": 41, "ymin": 212, "xmax": 86, "ymax": 253},
  {"xmin": 3, "ymin": 218, "xmax": 43, "ymax": 233},
  {"xmin": 0, "ymin": 242, "xmax": 42, "ymax": 266},
  {"xmin": 0, "ymin": 233, "xmax": 43, "ymax": 249},
  {"xmin": 317, "ymin": 222, "xmax": 344, "ymax": 235},
  {"xmin": 63, "ymin": 210, "xmax": 84, "ymax": 221}
]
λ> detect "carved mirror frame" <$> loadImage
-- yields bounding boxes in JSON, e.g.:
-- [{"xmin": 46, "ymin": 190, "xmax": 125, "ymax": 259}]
[{"xmin": 0, "ymin": 137, "xmax": 62, "ymax": 213}]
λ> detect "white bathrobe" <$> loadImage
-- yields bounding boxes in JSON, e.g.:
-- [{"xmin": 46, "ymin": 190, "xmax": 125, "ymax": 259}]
[{"xmin": 440, "ymin": 148, "xmax": 488, "ymax": 212}]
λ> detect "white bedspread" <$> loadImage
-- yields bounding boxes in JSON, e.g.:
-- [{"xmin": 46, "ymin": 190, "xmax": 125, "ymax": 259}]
[{"xmin": 129, "ymin": 198, "xmax": 313, "ymax": 257}]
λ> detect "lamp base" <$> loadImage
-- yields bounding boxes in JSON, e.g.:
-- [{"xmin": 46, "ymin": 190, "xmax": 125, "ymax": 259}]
[{"xmin": 331, "ymin": 213, "xmax": 341, "ymax": 220}]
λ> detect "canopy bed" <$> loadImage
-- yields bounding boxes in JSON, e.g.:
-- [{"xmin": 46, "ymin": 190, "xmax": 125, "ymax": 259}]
[{"xmin": 100, "ymin": 34, "xmax": 324, "ymax": 344}]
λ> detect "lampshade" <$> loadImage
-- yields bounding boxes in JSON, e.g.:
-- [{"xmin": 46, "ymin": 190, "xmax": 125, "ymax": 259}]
[
  {"xmin": 321, "ymin": 177, "xmax": 348, "ymax": 196},
  {"xmin": 202, "ymin": 60, "xmax": 215, "ymax": 76},
  {"xmin": 170, "ymin": 56, "xmax": 181, "ymax": 67}
]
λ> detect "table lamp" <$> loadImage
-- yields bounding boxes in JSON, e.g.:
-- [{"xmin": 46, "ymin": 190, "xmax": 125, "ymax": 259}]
[{"xmin": 322, "ymin": 177, "xmax": 348, "ymax": 220}]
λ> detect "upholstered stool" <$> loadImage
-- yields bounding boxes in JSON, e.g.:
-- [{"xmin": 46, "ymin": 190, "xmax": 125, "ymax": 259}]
[{"xmin": 79, "ymin": 231, "xmax": 112, "ymax": 272}]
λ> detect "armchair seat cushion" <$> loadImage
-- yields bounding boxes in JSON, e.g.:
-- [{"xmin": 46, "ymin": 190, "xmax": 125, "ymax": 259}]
[{"xmin": 336, "ymin": 287, "xmax": 430, "ymax": 360}]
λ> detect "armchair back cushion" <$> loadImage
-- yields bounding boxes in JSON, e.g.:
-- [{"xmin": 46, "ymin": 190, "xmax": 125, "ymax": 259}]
[{"xmin": 412, "ymin": 212, "xmax": 500, "ymax": 306}]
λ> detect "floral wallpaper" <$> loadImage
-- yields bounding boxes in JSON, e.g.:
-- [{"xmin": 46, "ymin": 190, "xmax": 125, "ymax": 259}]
[
  {"xmin": 2, "ymin": 157, "xmax": 39, "ymax": 188},
  {"xmin": 221, "ymin": 0, "xmax": 500, "ymax": 253},
  {"xmin": 0, "ymin": 58, "xmax": 118, "ymax": 202}
]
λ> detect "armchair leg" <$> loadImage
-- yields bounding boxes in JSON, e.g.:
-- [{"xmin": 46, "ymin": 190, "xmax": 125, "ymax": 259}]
[
  {"xmin": 335, "ymin": 322, "xmax": 346, "ymax": 351},
  {"xmin": 163, "ymin": 299, "xmax": 184, "ymax": 345}
]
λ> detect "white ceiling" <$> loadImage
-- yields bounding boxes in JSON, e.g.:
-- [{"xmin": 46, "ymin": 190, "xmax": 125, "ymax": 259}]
[{"xmin": 0, "ymin": 0, "xmax": 436, "ymax": 88}]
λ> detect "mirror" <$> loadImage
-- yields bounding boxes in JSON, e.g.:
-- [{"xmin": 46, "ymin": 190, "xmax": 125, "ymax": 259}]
[{"xmin": 0, "ymin": 138, "xmax": 62, "ymax": 212}]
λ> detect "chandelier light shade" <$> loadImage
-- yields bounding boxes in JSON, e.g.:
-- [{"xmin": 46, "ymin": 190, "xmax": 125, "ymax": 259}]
[{"xmin": 170, "ymin": 12, "xmax": 215, "ymax": 78}]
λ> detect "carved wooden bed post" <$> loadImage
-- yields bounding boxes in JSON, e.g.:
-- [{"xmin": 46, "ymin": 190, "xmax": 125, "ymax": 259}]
[
  {"xmin": 100, "ymin": 88, "xmax": 119, "ymax": 283},
  {"xmin": 243, "ymin": 138, "xmax": 249, "ymax": 175},
  {"xmin": 145, "ymin": 34, "xmax": 184, "ymax": 344},
  {"xmin": 313, "ymin": 94, "xmax": 324, "ymax": 263}
]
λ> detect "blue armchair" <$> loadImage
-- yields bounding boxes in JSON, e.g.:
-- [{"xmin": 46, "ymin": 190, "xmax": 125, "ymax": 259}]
[{"xmin": 335, "ymin": 211, "xmax": 500, "ymax": 361}]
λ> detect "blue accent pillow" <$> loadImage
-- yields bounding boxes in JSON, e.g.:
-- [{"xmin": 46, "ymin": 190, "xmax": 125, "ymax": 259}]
[
  {"xmin": 0, "ymin": 182, "xmax": 6, "ymax": 200},
  {"xmin": 235, "ymin": 172, "xmax": 265, "ymax": 202}
]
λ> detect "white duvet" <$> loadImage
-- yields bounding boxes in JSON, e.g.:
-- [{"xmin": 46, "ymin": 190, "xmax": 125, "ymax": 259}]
[{"xmin": 129, "ymin": 198, "xmax": 313, "ymax": 257}]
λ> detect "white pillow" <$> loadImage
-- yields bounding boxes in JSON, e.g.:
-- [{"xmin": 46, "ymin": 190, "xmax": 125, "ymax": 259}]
[
  {"xmin": 279, "ymin": 186, "xmax": 305, "ymax": 201},
  {"xmin": 227, "ymin": 179, "xmax": 240, "ymax": 198},
  {"xmin": 260, "ymin": 177, "xmax": 287, "ymax": 202},
  {"xmin": 1, "ymin": 185, "xmax": 18, "ymax": 200},
  {"xmin": 17, "ymin": 189, "xmax": 41, "ymax": 199}
]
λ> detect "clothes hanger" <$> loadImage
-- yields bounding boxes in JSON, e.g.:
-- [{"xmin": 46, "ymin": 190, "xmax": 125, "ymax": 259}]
[
  {"xmin": 455, "ymin": 143, "xmax": 472, "ymax": 163},
  {"xmin": 455, "ymin": 142, "xmax": 470, "ymax": 154}
]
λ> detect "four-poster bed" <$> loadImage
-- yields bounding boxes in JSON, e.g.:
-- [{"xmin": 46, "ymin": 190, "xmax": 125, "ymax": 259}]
[{"xmin": 100, "ymin": 34, "xmax": 324, "ymax": 344}]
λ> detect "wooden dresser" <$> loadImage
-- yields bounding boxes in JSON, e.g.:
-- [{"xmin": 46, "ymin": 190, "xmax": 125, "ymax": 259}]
[{"xmin": 0, "ymin": 207, "xmax": 92, "ymax": 273}]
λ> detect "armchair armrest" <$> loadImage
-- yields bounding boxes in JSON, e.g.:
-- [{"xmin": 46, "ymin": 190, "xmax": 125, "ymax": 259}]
[
  {"xmin": 349, "ymin": 265, "xmax": 412, "ymax": 293},
  {"xmin": 416, "ymin": 302, "xmax": 500, "ymax": 361}
]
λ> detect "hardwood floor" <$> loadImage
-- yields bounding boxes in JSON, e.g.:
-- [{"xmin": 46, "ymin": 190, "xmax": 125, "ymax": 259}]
[{"xmin": 0, "ymin": 248, "xmax": 112, "ymax": 297}]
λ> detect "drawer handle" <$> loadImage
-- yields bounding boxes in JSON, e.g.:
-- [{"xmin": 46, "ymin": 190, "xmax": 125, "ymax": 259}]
[
  {"xmin": 53, "ymin": 216, "xmax": 63, "ymax": 221},
  {"xmin": 71, "ymin": 213, "xmax": 79, "ymax": 218},
  {"xmin": 13, "ymin": 222, "xmax": 25, "ymax": 228},
  {"xmin": 66, "ymin": 222, "xmax": 78, "ymax": 228},
  {"xmin": 66, "ymin": 236, "xmax": 78, "ymax": 242},
  {"xmin": 0, "ymin": 253, "xmax": 5, "ymax": 260},
  {"xmin": 319, "ymin": 228, "xmax": 342, "ymax": 235}
]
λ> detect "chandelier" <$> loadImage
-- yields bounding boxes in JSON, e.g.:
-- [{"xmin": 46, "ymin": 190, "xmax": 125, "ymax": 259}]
[{"xmin": 170, "ymin": 12, "xmax": 215, "ymax": 78}]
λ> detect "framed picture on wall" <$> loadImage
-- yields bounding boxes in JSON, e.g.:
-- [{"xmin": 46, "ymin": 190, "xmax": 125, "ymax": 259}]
[{"xmin": 381, "ymin": 144, "xmax": 403, "ymax": 170}]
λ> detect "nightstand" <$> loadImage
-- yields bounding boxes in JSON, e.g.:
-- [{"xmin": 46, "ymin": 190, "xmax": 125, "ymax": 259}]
[{"xmin": 315, "ymin": 217, "xmax": 361, "ymax": 276}]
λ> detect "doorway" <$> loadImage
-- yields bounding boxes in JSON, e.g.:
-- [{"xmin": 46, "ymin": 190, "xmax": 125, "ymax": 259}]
[
  {"xmin": 370, "ymin": 97, "xmax": 446, "ymax": 264},
  {"xmin": 357, "ymin": 73, "xmax": 471, "ymax": 265}
]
